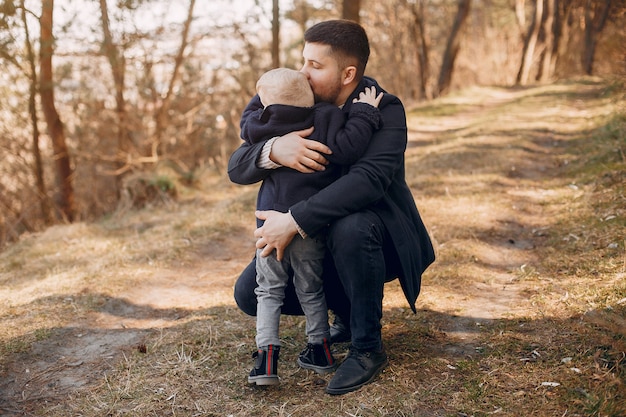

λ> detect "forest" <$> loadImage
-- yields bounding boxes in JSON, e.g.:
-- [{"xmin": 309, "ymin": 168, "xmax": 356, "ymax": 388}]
[{"xmin": 0, "ymin": 0, "xmax": 624, "ymax": 247}]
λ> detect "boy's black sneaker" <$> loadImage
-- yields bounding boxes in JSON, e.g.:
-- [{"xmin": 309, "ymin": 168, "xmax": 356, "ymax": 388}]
[
  {"xmin": 297, "ymin": 338, "xmax": 337, "ymax": 374},
  {"xmin": 248, "ymin": 345, "xmax": 280, "ymax": 385}
]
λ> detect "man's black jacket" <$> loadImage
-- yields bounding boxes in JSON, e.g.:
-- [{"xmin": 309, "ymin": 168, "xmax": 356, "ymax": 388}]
[{"xmin": 228, "ymin": 76, "xmax": 435, "ymax": 312}]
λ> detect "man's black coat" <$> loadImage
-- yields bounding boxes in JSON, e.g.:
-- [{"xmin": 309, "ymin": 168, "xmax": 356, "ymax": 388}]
[{"xmin": 228, "ymin": 77, "xmax": 435, "ymax": 313}]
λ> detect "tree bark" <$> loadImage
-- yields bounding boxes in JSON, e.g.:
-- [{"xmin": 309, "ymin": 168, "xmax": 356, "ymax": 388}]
[
  {"xmin": 437, "ymin": 0, "xmax": 471, "ymax": 96},
  {"xmin": 537, "ymin": 0, "xmax": 557, "ymax": 81},
  {"xmin": 342, "ymin": 0, "xmax": 361, "ymax": 23},
  {"xmin": 99, "ymin": 0, "xmax": 131, "ymax": 182},
  {"xmin": 515, "ymin": 0, "xmax": 526, "ymax": 29},
  {"xmin": 554, "ymin": 0, "xmax": 577, "ymax": 77},
  {"xmin": 411, "ymin": 0, "xmax": 431, "ymax": 99},
  {"xmin": 516, "ymin": 0, "xmax": 544, "ymax": 85},
  {"xmin": 39, "ymin": 0, "xmax": 76, "ymax": 222},
  {"xmin": 272, "ymin": 0, "xmax": 279, "ymax": 68},
  {"xmin": 152, "ymin": 0, "xmax": 196, "ymax": 160},
  {"xmin": 583, "ymin": 0, "xmax": 612, "ymax": 75},
  {"xmin": 21, "ymin": 0, "xmax": 52, "ymax": 223}
]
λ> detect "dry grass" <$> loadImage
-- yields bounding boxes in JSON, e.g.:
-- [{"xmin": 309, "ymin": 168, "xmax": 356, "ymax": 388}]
[{"xmin": 0, "ymin": 77, "xmax": 624, "ymax": 417}]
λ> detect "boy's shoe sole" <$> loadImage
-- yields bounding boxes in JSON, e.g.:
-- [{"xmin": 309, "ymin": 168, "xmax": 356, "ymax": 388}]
[
  {"xmin": 297, "ymin": 358, "xmax": 338, "ymax": 375},
  {"xmin": 248, "ymin": 375, "xmax": 280, "ymax": 385}
]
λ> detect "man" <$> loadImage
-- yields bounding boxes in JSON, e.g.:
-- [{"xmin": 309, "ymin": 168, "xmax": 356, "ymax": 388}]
[{"xmin": 228, "ymin": 19, "xmax": 435, "ymax": 395}]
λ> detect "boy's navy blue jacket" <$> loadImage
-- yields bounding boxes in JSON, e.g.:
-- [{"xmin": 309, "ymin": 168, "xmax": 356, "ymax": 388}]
[
  {"xmin": 240, "ymin": 98, "xmax": 382, "ymax": 226},
  {"xmin": 229, "ymin": 76, "xmax": 436, "ymax": 313}
]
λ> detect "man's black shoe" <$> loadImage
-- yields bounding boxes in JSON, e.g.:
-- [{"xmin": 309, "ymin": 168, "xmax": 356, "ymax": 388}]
[
  {"xmin": 325, "ymin": 347, "xmax": 388, "ymax": 395},
  {"xmin": 329, "ymin": 315, "xmax": 351, "ymax": 344}
]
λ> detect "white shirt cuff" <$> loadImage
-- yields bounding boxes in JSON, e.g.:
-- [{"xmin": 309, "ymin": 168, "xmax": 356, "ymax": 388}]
[
  {"xmin": 288, "ymin": 210, "xmax": 307, "ymax": 239},
  {"xmin": 258, "ymin": 137, "xmax": 282, "ymax": 169}
]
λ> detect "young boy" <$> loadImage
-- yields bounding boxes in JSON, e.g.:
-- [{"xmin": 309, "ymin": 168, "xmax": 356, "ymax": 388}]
[{"xmin": 239, "ymin": 68, "xmax": 382, "ymax": 385}]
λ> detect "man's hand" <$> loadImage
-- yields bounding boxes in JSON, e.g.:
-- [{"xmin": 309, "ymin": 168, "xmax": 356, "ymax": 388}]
[
  {"xmin": 254, "ymin": 210, "xmax": 299, "ymax": 261},
  {"xmin": 270, "ymin": 127, "xmax": 331, "ymax": 173}
]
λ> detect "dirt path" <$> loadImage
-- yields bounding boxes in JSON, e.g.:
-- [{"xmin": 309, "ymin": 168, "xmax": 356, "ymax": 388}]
[
  {"xmin": 396, "ymin": 81, "xmax": 611, "ymax": 346},
  {"xmin": 0, "ymin": 81, "xmax": 612, "ymax": 415}
]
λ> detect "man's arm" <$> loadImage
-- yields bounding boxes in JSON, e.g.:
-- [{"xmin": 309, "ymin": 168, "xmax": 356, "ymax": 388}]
[
  {"xmin": 228, "ymin": 95, "xmax": 274, "ymax": 185},
  {"xmin": 227, "ymin": 140, "xmax": 271, "ymax": 185},
  {"xmin": 228, "ymin": 131, "xmax": 331, "ymax": 186}
]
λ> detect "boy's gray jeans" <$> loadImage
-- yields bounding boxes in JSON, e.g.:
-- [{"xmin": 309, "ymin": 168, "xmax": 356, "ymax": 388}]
[{"xmin": 255, "ymin": 235, "xmax": 330, "ymax": 348}]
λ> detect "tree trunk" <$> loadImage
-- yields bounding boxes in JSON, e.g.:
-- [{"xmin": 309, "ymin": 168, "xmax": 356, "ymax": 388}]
[
  {"xmin": 550, "ymin": 0, "xmax": 564, "ymax": 77},
  {"xmin": 554, "ymin": 0, "xmax": 577, "ymax": 76},
  {"xmin": 411, "ymin": 0, "xmax": 431, "ymax": 99},
  {"xmin": 272, "ymin": 0, "xmax": 279, "ymax": 68},
  {"xmin": 21, "ymin": 0, "xmax": 52, "ymax": 223},
  {"xmin": 537, "ymin": 0, "xmax": 557, "ymax": 81},
  {"xmin": 437, "ymin": 0, "xmax": 471, "ymax": 96},
  {"xmin": 152, "ymin": 0, "xmax": 196, "ymax": 160},
  {"xmin": 516, "ymin": 0, "xmax": 544, "ymax": 85},
  {"xmin": 515, "ymin": 0, "xmax": 526, "ymax": 29},
  {"xmin": 99, "ymin": 0, "xmax": 131, "ymax": 182},
  {"xmin": 39, "ymin": 0, "xmax": 76, "ymax": 222},
  {"xmin": 342, "ymin": 0, "xmax": 361, "ymax": 23},
  {"xmin": 583, "ymin": 0, "xmax": 612, "ymax": 75}
]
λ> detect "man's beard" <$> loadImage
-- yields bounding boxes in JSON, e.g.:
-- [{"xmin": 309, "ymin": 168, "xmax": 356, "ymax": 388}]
[{"xmin": 314, "ymin": 79, "xmax": 343, "ymax": 105}]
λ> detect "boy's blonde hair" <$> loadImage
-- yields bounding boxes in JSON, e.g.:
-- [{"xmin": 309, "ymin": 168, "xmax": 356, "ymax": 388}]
[{"xmin": 256, "ymin": 68, "xmax": 314, "ymax": 108}]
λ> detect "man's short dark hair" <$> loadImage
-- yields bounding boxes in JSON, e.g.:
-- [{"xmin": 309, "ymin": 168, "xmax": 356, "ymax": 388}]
[{"xmin": 304, "ymin": 19, "xmax": 370, "ymax": 80}]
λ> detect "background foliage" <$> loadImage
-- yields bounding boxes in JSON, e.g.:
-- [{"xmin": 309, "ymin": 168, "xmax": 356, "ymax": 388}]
[{"xmin": 0, "ymin": 0, "xmax": 624, "ymax": 247}]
